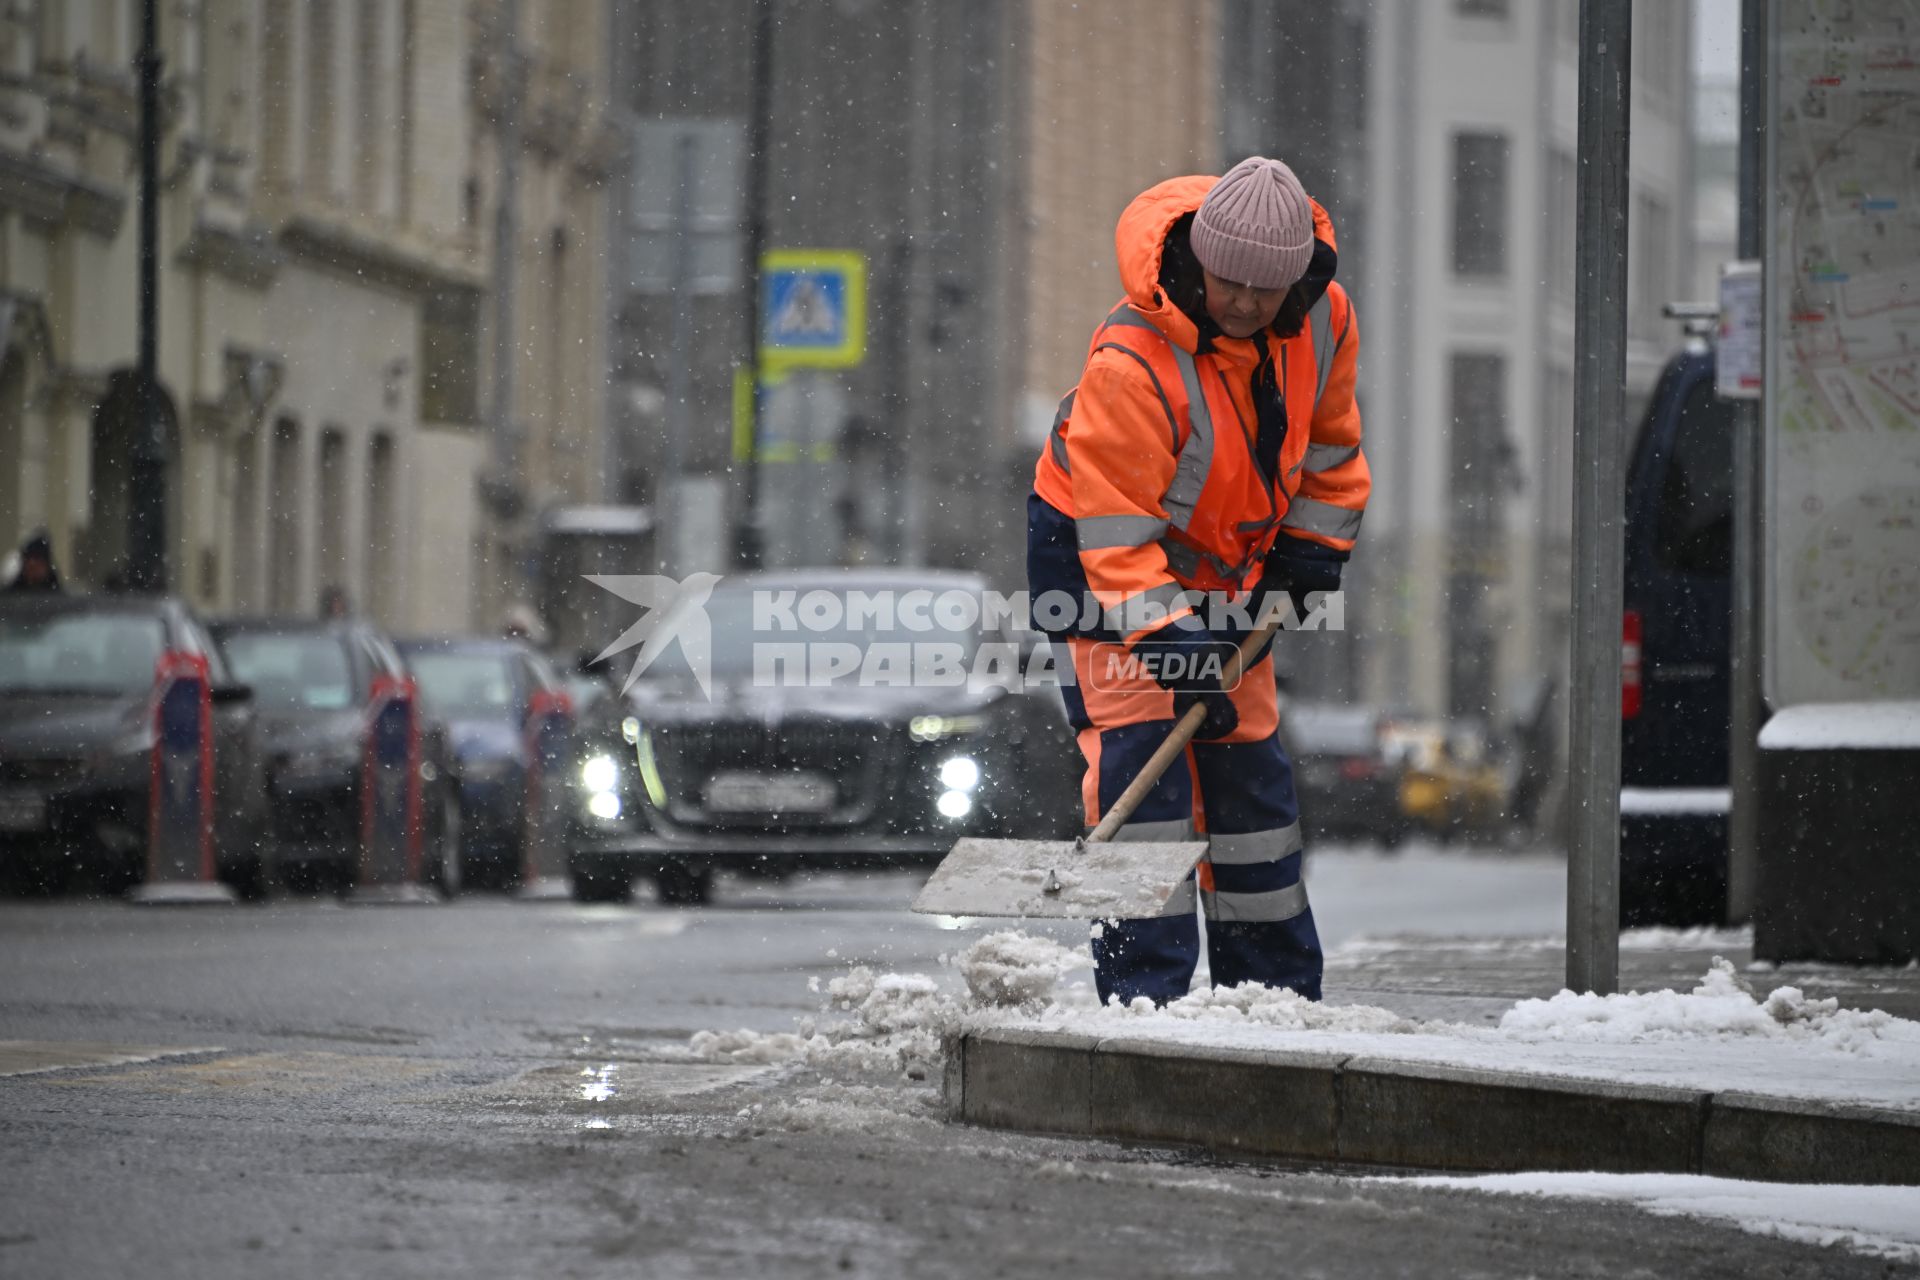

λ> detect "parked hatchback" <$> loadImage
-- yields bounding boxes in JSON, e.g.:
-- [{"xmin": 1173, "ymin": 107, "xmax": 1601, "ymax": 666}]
[
  {"xmin": 213, "ymin": 618, "xmax": 461, "ymax": 895},
  {"xmin": 0, "ymin": 593, "xmax": 267, "ymax": 896},
  {"xmin": 398, "ymin": 637, "xmax": 571, "ymax": 890}
]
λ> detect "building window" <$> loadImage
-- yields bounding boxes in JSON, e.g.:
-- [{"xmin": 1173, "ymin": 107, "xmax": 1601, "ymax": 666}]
[
  {"xmin": 420, "ymin": 287, "xmax": 481, "ymax": 425},
  {"xmin": 1448, "ymin": 353, "xmax": 1508, "ymax": 719},
  {"xmin": 366, "ymin": 434, "xmax": 396, "ymax": 622},
  {"xmin": 306, "ymin": 0, "xmax": 336, "ymax": 197},
  {"xmin": 259, "ymin": 0, "xmax": 292, "ymax": 187},
  {"xmin": 1452, "ymin": 131, "xmax": 1509, "ymax": 277},
  {"xmin": 317, "ymin": 427, "xmax": 347, "ymax": 609},
  {"xmin": 354, "ymin": 0, "xmax": 384, "ymax": 213},
  {"xmin": 268, "ymin": 418, "xmax": 303, "ymax": 614},
  {"xmin": 231, "ymin": 428, "xmax": 261, "ymax": 610}
]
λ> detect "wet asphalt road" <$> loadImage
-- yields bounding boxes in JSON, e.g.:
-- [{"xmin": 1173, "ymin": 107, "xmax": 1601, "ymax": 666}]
[{"xmin": 0, "ymin": 870, "xmax": 1906, "ymax": 1280}]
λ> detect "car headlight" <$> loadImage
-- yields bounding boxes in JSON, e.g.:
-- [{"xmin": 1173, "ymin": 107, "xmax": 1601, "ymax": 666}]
[
  {"xmin": 938, "ymin": 755, "xmax": 981, "ymax": 792},
  {"xmin": 587, "ymin": 790, "xmax": 622, "ymax": 820},
  {"xmin": 909, "ymin": 713, "xmax": 986, "ymax": 743},
  {"xmin": 937, "ymin": 790, "xmax": 973, "ymax": 819},
  {"xmin": 580, "ymin": 753, "xmax": 620, "ymax": 794}
]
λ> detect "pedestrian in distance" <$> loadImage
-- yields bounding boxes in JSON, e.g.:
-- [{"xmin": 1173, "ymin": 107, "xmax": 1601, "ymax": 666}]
[
  {"xmin": 4, "ymin": 528, "xmax": 63, "ymax": 593},
  {"xmin": 1026, "ymin": 156, "xmax": 1369, "ymax": 1007}
]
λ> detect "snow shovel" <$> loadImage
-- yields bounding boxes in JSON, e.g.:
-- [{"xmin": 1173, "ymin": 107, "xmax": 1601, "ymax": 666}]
[{"xmin": 911, "ymin": 617, "xmax": 1280, "ymax": 919}]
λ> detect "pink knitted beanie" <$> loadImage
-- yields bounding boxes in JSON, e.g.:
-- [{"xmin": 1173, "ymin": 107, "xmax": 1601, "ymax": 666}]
[{"xmin": 1190, "ymin": 156, "xmax": 1315, "ymax": 290}]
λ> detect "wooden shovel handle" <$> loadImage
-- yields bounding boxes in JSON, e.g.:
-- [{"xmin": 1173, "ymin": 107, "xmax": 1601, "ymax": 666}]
[{"xmin": 1085, "ymin": 618, "xmax": 1281, "ymax": 844}]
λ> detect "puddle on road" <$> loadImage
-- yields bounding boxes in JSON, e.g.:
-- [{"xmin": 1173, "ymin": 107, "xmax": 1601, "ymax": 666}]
[{"xmin": 473, "ymin": 1058, "xmax": 779, "ymax": 1133}]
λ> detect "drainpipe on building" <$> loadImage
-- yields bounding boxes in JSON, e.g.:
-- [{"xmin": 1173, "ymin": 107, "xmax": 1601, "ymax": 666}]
[{"xmin": 128, "ymin": 0, "xmax": 167, "ymax": 593}]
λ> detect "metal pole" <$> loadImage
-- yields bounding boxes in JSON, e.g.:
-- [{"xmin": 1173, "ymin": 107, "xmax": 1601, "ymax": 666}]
[
  {"xmin": 1726, "ymin": 0, "xmax": 1768, "ymax": 922},
  {"xmin": 1567, "ymin": 0, "xmax": 1632, "ymax": 995},
  {"xmin": 129, "ymin": 0, "xmax": 167, "ymax": 592},
  {"xmin": 735, "ymin": 0, "xmax": 773, "ymax": 570},
  {"xmin": 896, "ymin": 1, "xmax": 936, "ymax": 569},
  {"xmin": 662, "ymin": 133, "xmax": 696, "ymax": 576}
]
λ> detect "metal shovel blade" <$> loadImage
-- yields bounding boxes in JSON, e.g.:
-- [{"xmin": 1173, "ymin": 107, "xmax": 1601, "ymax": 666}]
[{"xmin": 910, "ymin": 837, "xmax": 1208, "ymax": 919}]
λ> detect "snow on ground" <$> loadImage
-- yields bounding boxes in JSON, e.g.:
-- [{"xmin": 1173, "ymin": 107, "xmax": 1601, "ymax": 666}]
[
  {"xmin": 1386, "ymin": 1172, "xmax": 1920, "ymax": 1262},
  {"xmin": 684, "ymin": 934, "xmax": 1920, "ymax": 1113},
  {"xmin": 1026, "ymin": 955, "xmax": 1920, "ymax": 1110},
  {"xmin": 678, "ymin": 851, "xmax": 1917, "ymax": 1114}
]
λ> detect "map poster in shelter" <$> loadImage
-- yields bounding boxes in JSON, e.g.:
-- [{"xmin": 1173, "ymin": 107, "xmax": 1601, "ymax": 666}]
[{"xmin": 1767, "ymin": 0, "xmax": 1920, "ymax": 705}]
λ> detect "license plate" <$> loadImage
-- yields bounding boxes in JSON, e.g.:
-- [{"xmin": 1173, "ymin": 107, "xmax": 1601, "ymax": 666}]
[
  {"xmin": 703, "ymin": 771, "xmax": 837, "ymax": 814},
  {"xmin": 0, "ymin": 789, "xmax": 48, "ymax": 832}
]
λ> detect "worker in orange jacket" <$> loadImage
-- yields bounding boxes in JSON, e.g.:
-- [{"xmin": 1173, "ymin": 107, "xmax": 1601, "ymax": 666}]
[{"xmin": 1027, "ymin": 156, "xmax": 1369, "ymax": 1005}]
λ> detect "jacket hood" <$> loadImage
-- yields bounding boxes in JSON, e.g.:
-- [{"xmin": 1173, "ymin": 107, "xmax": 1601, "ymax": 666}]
[{"xmin": 1114, "ymin": 174, "xmax": 1339, "ymax": 354}]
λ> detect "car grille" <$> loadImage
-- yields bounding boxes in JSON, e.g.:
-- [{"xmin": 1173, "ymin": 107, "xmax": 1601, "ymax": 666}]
[{"xmin": 649, "ymin": 718, "xmax": 890, "ymax": 829}]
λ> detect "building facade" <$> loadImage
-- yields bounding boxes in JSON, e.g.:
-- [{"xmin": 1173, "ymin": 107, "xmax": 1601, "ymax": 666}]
[
  {"xmin": 0, "ymin": 0, "xmax": 616, "ymax": 634},
  {"xmin": 1355, "ymin": 0, "xmax": 1694, "ymax": 732}
]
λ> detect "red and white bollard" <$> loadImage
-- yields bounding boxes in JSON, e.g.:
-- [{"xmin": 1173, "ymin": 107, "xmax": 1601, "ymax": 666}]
[
  {"xmin": 350, "ymin": 675, "xmax": 437, "ymax": 905},
  {"xmin": 131, "ymin": 652, "xmax": 235, "ymax": 904}
]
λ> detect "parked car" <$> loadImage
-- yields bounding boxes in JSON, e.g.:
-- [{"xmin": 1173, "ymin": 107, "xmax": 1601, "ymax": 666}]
[
  {"xmin": 1621, "ymin": 327, "xmax": 1735, "ymax": 925},
  {"xmin": 398, "ymin": 636, "xmax": 571, "ymax": 890},
  {"xmin": 575, "ymin": 568, "xmax": 1082, "ymax": 906},
  {"xmin": 1280, "ymin": 701, "xmax": 1405, "ymax": 846},
  {"xmin": 212, "ymin": 618, "xmax": 461, "ymax": 895},
  {"xmin": 0, "ymin": 593, "xmax": 267, "ymax": 897}
]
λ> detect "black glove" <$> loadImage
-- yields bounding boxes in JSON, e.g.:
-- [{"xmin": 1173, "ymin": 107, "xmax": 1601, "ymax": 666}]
[
  {"xmin": 1129, "ymin": 621, "xmax": 1239, "ymax": 740},
  {"xmin": 1254, "ymin": 537, "xmax": 1346, "ymax": 628}
]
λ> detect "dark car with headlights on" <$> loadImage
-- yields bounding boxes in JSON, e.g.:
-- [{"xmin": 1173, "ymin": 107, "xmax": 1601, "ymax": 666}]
[
  {"xmin": 575, "ymin": 569, "xmax": 1082, "ymax": 906},
  {"xmin": 398, "ymin": 636, "xmax": 570, "ymax": 890},
  {"xmin": 0, "ymin": 593, "xmax": 266, "ymax": 896},
  {"xmin": 212, "ymin": 618, "xmax": 461, "ymax": 894}
]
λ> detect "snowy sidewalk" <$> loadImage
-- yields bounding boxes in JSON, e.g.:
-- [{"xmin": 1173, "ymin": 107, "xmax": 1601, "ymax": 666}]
[{"xmin": 943, "ymin": 930, "xmax": 1920, "ymax": 1185}]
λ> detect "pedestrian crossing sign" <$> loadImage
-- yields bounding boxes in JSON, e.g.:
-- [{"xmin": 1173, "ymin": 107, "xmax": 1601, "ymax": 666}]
[{"xmin": 761, "ymin": 250, "xmax": 866, "ymax": 371}]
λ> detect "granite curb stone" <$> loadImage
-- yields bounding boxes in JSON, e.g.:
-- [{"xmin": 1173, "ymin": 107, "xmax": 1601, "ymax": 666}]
[{"xmin": 950, "ymin": 1028, "xmax": 1920, "ymax": 1184}]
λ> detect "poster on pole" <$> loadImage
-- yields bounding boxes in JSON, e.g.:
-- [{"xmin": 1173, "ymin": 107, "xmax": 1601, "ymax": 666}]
[{"xmin": 1766, "ymin": 0, "xmax": 1920, "ymax": 706}]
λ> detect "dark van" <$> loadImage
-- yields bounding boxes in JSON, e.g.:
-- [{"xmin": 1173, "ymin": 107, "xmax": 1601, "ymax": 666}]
[{"xmin": 1620, "ymin": 324, "xmax": 1736, "ymax": 925}]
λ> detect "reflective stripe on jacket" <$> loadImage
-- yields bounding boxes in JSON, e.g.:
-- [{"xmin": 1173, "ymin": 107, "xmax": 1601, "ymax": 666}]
[{"xmin": 1030, "ymin": 174, "xmax": 1369, "ymax": 644}]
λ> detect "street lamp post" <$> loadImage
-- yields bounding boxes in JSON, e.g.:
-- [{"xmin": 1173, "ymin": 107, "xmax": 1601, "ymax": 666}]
[
  {"xmin": 128, "ymin": 0, "xmax": 167, "ymax": 593},
  {"xmin": 734, "ymin": 0, "xmax": 773, "ymax": 571}
]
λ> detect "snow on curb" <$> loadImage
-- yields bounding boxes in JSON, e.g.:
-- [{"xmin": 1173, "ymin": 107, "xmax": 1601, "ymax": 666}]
[
  {"xmin": 1391, "ymin": 1172, "xmax": 1920, "ymax": 1262},
  {"xmin": 682, "ymin": 932, "xmax": 1920, "ymax": 1113}
]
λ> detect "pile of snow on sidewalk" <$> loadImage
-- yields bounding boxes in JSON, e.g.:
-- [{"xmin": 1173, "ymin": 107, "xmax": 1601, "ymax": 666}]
[
  {"xmin": 1498, "ymin": 957, "xmax": 1911, "ymax": 1052},
  {"xmin": 684, "ymin": 933, "xmax": 1920, "ymax": 1108}
]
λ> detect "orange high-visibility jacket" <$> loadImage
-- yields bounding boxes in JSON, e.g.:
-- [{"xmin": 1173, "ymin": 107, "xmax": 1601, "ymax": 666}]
[{"xmin": 1031, "ymin": 175, "xmax": 1368, "ymax": 643}]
